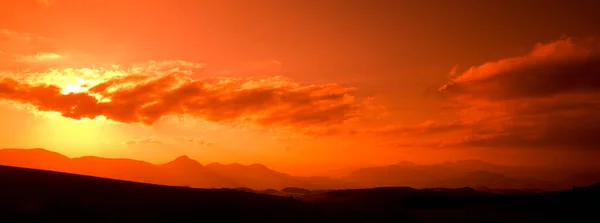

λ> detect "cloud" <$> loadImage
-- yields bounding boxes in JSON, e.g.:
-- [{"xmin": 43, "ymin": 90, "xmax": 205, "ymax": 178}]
[
  {"xmin": 0, "ymin": 69, "xmax": 368, "ymax": 129},
  {"xmin": 437, "ymin": 37, "xmax": 600, "ymax": 150},
  {"xmin": 440, "ymin": 37, "xmax": 600, "ymax": 100},
  {"xmin": 449, "ymin": 65, "xmax": 459, "ymax": 78},
  {"xmin": 448, "ymin": 93, "xmax": 600, "ymax": 149},
  {"xmin": 301, "ymin": 127, "xmax": 358, "ymax": 138},
  {"xmin": 32, "ymin": 53, "xmax": 61, "ymax": 61},
  {"xmin": 295, "ymin": 118, "xmax": 470, "ymax": 140},
  {"xmin": 171, "ymin": 136, "xmax": 207, "ymax": 145},
  {"xmin": 130, "ymin": 60, "xmax": 204, "ymax": 75},
  {"xmin": 0, "ymin": 78, "xmax": 100, "ymax": 120},
  {"xmin": 16, "ymin": 53, "xmax": 62, "ymax": 63},
  {"xmin": 0, "ymin": 29, "xmax": 60, "ymax": 69},
  {"xmin": 297, "ymin": 118, "xmax": 470, "ymax": 139},
  {"xmin": 125, "ymin": 136, "xmax": 212, "ymax": 146},
  {"xmin": 124, "ymin": 137, "xmax": 163, "ymax": 145},
  {"xmin": 370, "ymin": 120, "xmax": 468, "ymax": 136},
  {"xmin": 0, "ymin": 29, "xmax": 376, "ymax": 134}
]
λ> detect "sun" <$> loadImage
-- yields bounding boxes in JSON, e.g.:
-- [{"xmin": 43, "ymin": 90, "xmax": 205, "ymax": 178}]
[{"xmin": 61, "ymin": 83, "xmax": 87, "ymax": 94}]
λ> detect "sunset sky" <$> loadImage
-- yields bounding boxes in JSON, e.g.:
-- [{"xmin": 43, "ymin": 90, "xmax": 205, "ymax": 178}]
[{"xmin": 1, "ymin": 0, "xmax": 600, "ymax": 176}]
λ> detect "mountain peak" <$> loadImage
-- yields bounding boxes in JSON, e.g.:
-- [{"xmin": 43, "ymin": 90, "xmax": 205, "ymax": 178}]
[
  {"xmin": 249, "ymin": 163, "xmax": 268, "ymax": 169},
  {"xmin": 163, "ymin": 155, "xmax": 202, "ymax": 167},
  {"xmin": 175, "ymin": 155, "xmax": 191, "ymax": 160}
]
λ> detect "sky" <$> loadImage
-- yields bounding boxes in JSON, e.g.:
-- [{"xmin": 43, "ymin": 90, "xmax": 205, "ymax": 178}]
[{"xmin": 1, "ymin": 0, "xmax": 600, "ymax": 176}]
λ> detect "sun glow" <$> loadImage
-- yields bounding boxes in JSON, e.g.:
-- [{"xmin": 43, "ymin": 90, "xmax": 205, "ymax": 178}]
[
  {"xmin": 60, "ymin": 83, "xmax": 87, "ymax": 94},
  {"xmin": 0, "ymin": 67, "xmax": 122, "ymax": 120}
]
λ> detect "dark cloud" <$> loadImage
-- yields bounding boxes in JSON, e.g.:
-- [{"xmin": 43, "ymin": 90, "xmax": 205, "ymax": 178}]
[
  {"xmin": 440, "ymin": 37, "xmax": 600, "ymax": 100},
  {"xmin": 437, "ymin": 37, "xmax": 600, "ymax": 150},
  {"xmin": 0, "ymin": 78, "xmax": 101, "ymax": 120}
]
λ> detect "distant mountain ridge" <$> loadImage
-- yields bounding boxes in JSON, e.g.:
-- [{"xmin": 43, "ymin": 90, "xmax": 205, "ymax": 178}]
[
  {"xmin": 344, "ymin": 160, "xmax": 600, "ymax": 191},
  {"xmin": 0, "ymin": 148, "xmax": 346, "ymax": 190},
  {"xmin": 1, "ymin": 148, "xmax": 598, "ymax": 191}
]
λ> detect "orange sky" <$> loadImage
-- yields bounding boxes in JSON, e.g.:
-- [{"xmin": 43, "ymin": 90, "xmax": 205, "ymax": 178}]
[{"xmin": 1, "ymin": 0, "xmax": 600, "ymax": 176}]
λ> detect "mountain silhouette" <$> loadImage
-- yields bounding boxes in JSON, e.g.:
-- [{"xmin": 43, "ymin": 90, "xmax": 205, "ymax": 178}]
[
  {"xmin": 0, "ymin": 148, "xmax": 70, "ymax": 171},
  {"xmin": 70, "ymin": 156, "xmax": 161, "ymax": 184},
  {"xmin": 2, "ymin": 148, "xmax": 599, "ymax": 191},
  {"xmin": 165, "ymin": 155, "xmax": 203, "ymax": 167},
  {"xmin": 0, "ymin": 148, "xmax": 344, "ymax": 190},
  {"xmin": 344, "ymin": 160, "xmax": 600, "ymax": 190},
  {"xmin": 204, "ymin": 162, "xmax": 320, "ymax": 189},
  {"xmin": 160, "ymin": 155, "xmax": 241, "ymax": 188}
]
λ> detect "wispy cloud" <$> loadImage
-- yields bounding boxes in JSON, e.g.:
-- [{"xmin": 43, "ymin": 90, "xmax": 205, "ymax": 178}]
[
  {"xmin": 123, "ymin": 137, "xmax": 163, "ymax": 145},
  {"xmin": 33, "ymin": 53, "xmax": 61, "ymax": 61},
  {"xmin": 0, "ymin": 29, "xmax": 60, "ymax": 69}
]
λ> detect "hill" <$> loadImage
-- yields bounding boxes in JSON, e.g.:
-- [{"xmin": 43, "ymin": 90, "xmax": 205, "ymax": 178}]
[
  {"xmin": 1, "ymin": 164, "xmax": 598, "ymax": 222},
  {"xmin": 302, "ymin": 185, "xmax": 599, "ymax": 222},
  {"xmin": 0, "ymin": 164, "xmax": 359, "ymax": 222}
]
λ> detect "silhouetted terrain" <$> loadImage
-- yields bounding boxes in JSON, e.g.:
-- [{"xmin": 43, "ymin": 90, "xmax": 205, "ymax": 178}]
[
  {"xmin": 301, "ymin": 186, "xmax": 598, "ymax": 222},
  {"xmin": 0, "ymin": 148, "xmax": 345, "ymax": 190},
  {"xmin": 345, "ymin": 160, "xmax": 600, "ymax": 190},
  {"xmin": 0, "ymin": 165, "xmax": 357, "ymax": 222},
  {"xmin": 1, "ymin": 148, "xmax": 600, "ymax": 191},
  {"xmin": 1, "ymin": 165, "xmax": 598, "ymax": 222}
]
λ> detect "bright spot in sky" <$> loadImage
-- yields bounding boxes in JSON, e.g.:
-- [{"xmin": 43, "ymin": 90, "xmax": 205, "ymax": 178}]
[{"xmin": 60, "ymin": 83, "xmax": 86, "ymax": 94}]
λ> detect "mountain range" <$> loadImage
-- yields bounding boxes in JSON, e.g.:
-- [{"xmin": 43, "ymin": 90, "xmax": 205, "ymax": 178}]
[{"xmin": 1, "ymin": 148, "xmax": 598, "ymax": 191}]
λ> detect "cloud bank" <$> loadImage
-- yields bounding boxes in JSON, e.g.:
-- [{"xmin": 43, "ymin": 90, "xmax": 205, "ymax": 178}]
[{"xmin": 0, "ymin": 71, "xmax": 365, "ymax": 129}]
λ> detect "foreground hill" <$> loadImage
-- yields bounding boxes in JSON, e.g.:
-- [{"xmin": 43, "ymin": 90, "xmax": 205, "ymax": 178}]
[
  {"xmin": 0, "ymin": 165, "xmax": 356, "ymax": 222},
  {"xmin": 1, "ymin": 165, "xmax": 598, "ymax": 222},
  {"xmin": 302, "ymin": 186, "xmax": 599, "ymax": 222}
]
